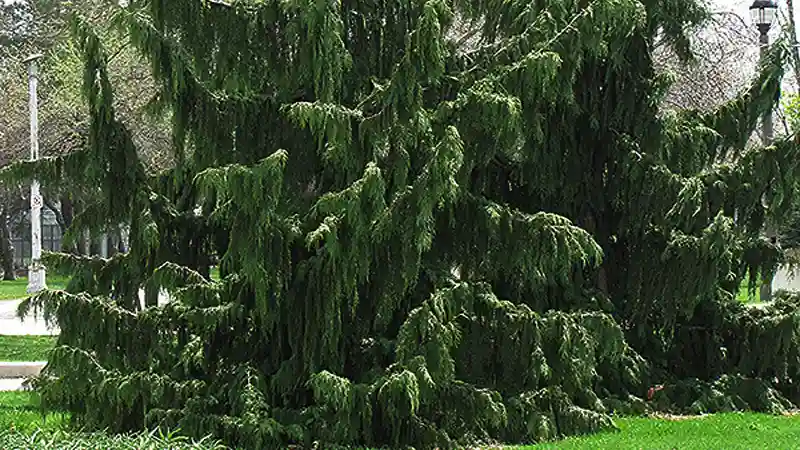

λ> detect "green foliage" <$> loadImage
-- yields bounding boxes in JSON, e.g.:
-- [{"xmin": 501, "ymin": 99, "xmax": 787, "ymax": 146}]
[
  {"xmin": 0, "ymin": 392, "xmax": 223, "ymax": 449},
  {"xmin": 0, "ymin": 429, "xmax": 226, "ymax": 450},
  {"xmin": 784, "ymin": 94, "xmax": 800, "ymax": 133},
  {"xmin": 4, "ymin": 0, "xmax": 800, "ymax": 448},
  {"xmin": 777, "ymin": 95, "xmax": 800, "ymax": 253}
]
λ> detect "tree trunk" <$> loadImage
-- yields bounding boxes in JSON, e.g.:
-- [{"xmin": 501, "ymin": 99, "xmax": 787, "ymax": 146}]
[
  {"xmin": 60, "ymin": 195, "xmax": 74, "ymax": 229},
  {"xmin": 100, "ymin": 232, "xmax": 109, "ymax": 258},
  {"xmin": 144, "ymin": 283, "xmax": 159, "ymax": 308},
  {"xmin": 0, "ymin": 208, "xmax": 16, "ymax": 281},
  {"xmin": 760, "ymin": 281, "xmax": 772, "ymax": 303},
  {"xmin": 759, "ymin": 234, "xmax": 778, "ymax": 302},
  {"xmin": 581, "ymin": 210, "xmax": 610, "ymax": 295},
  {"xmin": 81, "ymin": 229, "xmax": 91, "ymax": 256},
  {"xmin": 60, "ymin": 195, "xmax": 76, "ymax": 253},
  {"xmin": 115, "ymin": 225, "xmax": 125, "ymax": 253}
]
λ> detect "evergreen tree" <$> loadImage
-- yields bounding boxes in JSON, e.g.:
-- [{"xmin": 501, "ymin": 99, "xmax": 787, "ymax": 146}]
[{"xmin": 5, "ymin": 0, "xmax": 800, "ymax": 448}]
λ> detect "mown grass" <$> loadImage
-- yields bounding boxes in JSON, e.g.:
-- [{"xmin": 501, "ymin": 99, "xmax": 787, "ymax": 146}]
[
  {"xmin": 0, "ymin": 335, "xmax": 57, "ymax": 361},
  {"xmin": 0, "ymin": 276, "xmax": 70, "ymax": 301},
  {"xmin": 0, "ymin": 391, "xmax": 225, "ymax": 449},
  {"xmin": 0, "ymin": 391, "xmax": 66, "ymax": 434},
  {"xmin": 736, "ymin": 276, "xmax": 761, "ymax": 303},
  {"xmin": 1, "ymin": 393, "xmax": 800, "ymax": 450},
  {"xmin": 523, "ymin": 412, "xmax": 800, "ymax": 449}
]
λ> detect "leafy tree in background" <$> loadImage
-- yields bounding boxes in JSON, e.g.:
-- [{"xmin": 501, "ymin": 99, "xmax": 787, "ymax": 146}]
[
  {"xmin": 655, "ymin": 10, "xmax": 758, "ymax": 112},
  {"xmin": 6, "ymin": 0, "xmax": 800, "ymax": 448},
  {"xmin": 0, "ymin": 0, "xmax": 171, "ymax": 261}
]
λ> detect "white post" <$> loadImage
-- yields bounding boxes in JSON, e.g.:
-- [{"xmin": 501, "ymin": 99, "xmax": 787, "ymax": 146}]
[
  {"xmin": 119, "ymin": 224, "xmax": 129, "ymax": 253},
  {"xmin": 83, "ymin": 229, "xmax": 91, "ymax": 256},
  {"xmin": 100, "ymin": 232, "xmax": 108, "ymax": 258},
  {"xmin": 25, "ymin": 53, "xmax": 46, "ymax": 294}
]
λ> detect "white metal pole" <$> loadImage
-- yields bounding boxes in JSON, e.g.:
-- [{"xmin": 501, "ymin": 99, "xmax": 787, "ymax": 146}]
[
  {"xmin": 100, "ymin": 232, "xmax": 108, "ymax": 258},
  {"xmin": 25, "ymin": 53, "xmax": 47, "ymax": 294}
]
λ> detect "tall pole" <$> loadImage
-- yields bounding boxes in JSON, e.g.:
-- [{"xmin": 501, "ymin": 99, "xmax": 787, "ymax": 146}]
[
  {"xmin": 24, "ymin": 53, "xmax": 47, "ymax": 294},
  {"xmin": 760, "ymin": 29, "xmax": 774, "ymax": 146},
  {"xmin": 758, "ymin": 25, "xmax": 775, "ymax": 302}
]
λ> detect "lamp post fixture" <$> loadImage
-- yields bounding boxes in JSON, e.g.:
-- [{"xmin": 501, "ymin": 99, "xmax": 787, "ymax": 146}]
[
  {"xmin": 23, "ymin": 53, "xmax": 47, "ymax": 294},
  {"xmin": 750, "ymin": 0, "xmax": 778, "ymax": 302}
]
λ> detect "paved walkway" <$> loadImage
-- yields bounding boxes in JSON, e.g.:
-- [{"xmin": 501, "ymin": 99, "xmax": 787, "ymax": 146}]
[
  {"xmin": 0, "ymin": 289, "xmax": 172, "ymax": 336},
  {"xmin": 0, "ymin": 298, "xmax": 59, "ymax": 335},
  {"xmin": 774, "ymin": 267, "xmax": 800, "ymax": 293},
  {"xmin": 0, "ymin": 362, "xmax": 46, "ymax": 378},
  {"xmin": 0, "ymin": 378, "xmax": 27, "ymax": 391},
  {"xmin": 0, "ymin": 290, "xmax": 172, "ymax": 391}
]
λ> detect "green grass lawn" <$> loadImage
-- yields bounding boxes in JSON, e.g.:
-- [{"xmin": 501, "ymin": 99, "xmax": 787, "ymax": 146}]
[
  {"xmin": 0, "ymin": 276, "xmax": 70, "ymax": 301},
  {"xmin": 0, "ymin": 391, "xmax": 66, "ymax": 434},
  {"xmin": 0, "ymin": 335, "xmax": 57, "ymax": 361},
  {"xmin": 524, "ymin": 412, "xmax": 800, "ymax": 449},
  {"xmin": 1, "ymin": 391, "xmax": 799, "ymax": 450},
  {"xmin": 736, "ymin": 276, "xmax": 761, "ymax": 303},
  {"xmin": 0, "ymin": 391, "xmax": 224, "ymax": 449}
]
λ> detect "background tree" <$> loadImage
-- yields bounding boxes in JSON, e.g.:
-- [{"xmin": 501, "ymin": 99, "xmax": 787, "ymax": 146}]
[
  {"xmin": 656, "ymin": 11, "xmax": 757, "ymax": 112},
  {"xmin": 6, "ymin": 0, "xmax": 800, "ymax": 449},
  {"xmin": 0, "ymin": 0, "xmax": 171, "ymax": 261}
]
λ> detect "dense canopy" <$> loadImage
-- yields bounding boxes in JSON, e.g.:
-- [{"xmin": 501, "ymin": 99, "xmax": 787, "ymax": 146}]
[{"xmin": 6, "ymin": 0, "xmax": 800, "ymax": 448}]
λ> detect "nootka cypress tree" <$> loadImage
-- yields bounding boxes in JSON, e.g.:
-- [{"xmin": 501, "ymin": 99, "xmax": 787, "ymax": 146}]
[{"xmin": 5, "ymin": 0, "xmax": 800, "ymax": 448}]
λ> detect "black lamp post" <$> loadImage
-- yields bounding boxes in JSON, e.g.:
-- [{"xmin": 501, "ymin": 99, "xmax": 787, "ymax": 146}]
[
  {"xmin": 750, "ymin": 0, "xmax": 778, "ymax": 143},
  {"xmin": 750, "ymin": 0, "xmax": 779, "ymax": 37},
  {"xmin": 751, "ymin": 0, "xmax": 778, "ymax": 302}
]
